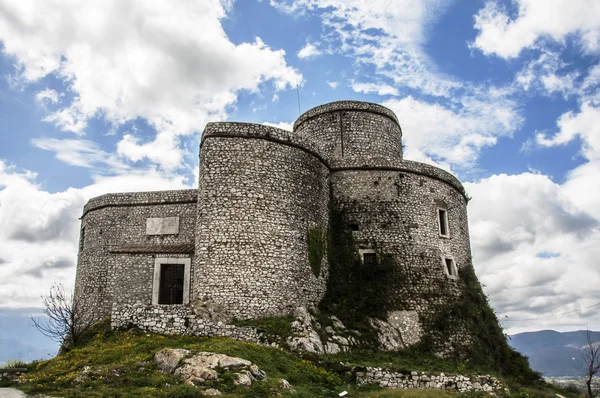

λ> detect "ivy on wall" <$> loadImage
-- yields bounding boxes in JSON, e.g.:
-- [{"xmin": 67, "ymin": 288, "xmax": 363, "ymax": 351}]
[
  {"xmin": 318, "ymin": 206, "xmax": 395, "ymax": 333},
  {"xmin": 307, "ymin": 226, "xmax": 327, "ymax": 277},
  {"xmin": 316, "ymin": 204, "xmax": 540, "ymax": 381}
]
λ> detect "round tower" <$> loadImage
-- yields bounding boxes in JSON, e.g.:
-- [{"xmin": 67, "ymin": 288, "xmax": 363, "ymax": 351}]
[
  {"xmin": 297, "ymin": 100, "xmax": 474, "ymax": 350},
  {"xmin": 294, "ymin": 100, "xmax": 403, "ymax": 168},
  {"xmin": 194, "ymin": 123, "xmax": 330, "ymax": 320}
]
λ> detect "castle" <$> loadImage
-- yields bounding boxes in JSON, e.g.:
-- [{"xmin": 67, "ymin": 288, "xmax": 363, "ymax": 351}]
[{"xmin": 75, "ymin": 101, "xmax": 477, "ymax": 350}]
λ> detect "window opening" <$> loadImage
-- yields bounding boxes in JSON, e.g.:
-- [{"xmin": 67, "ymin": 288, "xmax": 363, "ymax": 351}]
[
  {"xmin": 443, "ymin": 257, "xmax": 457, "ymax": 279},
  {"xmin": 158, "ymin": 263, "xmax": 185, "ymax": 304},
  {"xmin": 438, "ymin": 208, "xmax": 449, "ymax": 237},
  {"xmin": 348, "ymin": 223, "xmax": 360, "ymax": 231},
  {"xmin": 363, "ymin": 252, "xmax": 377, "ymax": 266}
]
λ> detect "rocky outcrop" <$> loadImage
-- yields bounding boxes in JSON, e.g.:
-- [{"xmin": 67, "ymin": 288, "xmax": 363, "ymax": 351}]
[
  {"xmin": 155, "ymin": 348, "xmax": 189, "ymax": 373},
  {"xmin": 154, "ymin": 349, "xmax": 266, "ymax": 388},
  {"xmin": 286, "ymin": 307, "xmax": 423, "ymax": 354}
]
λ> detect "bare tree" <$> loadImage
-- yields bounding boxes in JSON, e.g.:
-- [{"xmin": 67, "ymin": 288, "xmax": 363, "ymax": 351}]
[
  {"xmin": 31, "ymin": 283, "xmax": 93, "ymax": 349},
  {"xmin": 582, "ymin": 329, "xmax": 600, "ymax": 398}
]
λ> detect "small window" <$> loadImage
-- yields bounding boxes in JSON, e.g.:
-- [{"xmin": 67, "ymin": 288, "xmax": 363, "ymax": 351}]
[
  {"xmin": 443, "ymin": 257, "xmax": 457, "ymax": 279},
  {"xmin": 348, "ymin": 223, "xmax": 360, "ymax": 231},
  {"xmin": 363, "ymin": 252, "xmax": 377, "ymax": 266},
  {"xmin": 437, "ymin": 208, "xmax": 449, "ymax": 237},
  {"xmin": 359, "ymin": 249, "xmax": 377, "ymax": 266}
]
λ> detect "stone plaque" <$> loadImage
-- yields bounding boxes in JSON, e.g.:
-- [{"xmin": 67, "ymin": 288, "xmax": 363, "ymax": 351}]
[{"xmin": 146, "ymin": 217, "xmax": 180, "ymax": 235}]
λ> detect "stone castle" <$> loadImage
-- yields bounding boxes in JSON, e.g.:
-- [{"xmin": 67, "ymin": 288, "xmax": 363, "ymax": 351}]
[{"xmin": 75, "ymin": 101, "xmax": 478, "ymax": 352}]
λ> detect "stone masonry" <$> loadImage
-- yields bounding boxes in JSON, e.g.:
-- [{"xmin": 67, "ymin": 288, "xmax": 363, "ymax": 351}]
[{"xmin": 75, "ymin": 100, "xmax": 478, "ymax": 352}]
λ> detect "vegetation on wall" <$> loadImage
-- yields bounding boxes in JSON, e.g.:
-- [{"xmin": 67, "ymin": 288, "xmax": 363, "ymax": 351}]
[
  {"xmin": 306, "ymin": 226, "xmax": 327, "ymax": 277},
  {"xmin": 319, "ymin": 205, "xmax": 541, "ymax": 384},
  {"xmin": 417, "ymin": 265, "xmax": 541, "ymax": 383},
  {"xmin": 318, "ymin": 206, "xmax": 396, "ymax": 337}
]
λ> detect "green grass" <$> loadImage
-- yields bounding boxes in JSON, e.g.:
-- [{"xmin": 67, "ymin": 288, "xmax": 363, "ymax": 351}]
[
  {"xmin": 15, "ymin": 319, "xmax": 341, "ymax": 397},
  {"xmin": 231, "ymin": 315, "xmax": 296, "ymax": 343},
  {"xmin": 10, "ymin": 319, "xmax": 580, "ymax": 398}
]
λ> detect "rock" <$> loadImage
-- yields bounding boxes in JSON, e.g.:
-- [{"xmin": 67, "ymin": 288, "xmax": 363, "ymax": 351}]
[
  {"xmin": 172, "ymin": 351, "xmax": 265, "ymax": 386},
  {"xmin": 249, "ymin": 364, "xmax": 267, "ymax": 380},
  {"xmin": 203, "ymin": 388, "xmax": 222, "ymax": 396},
  {"xmin": 74, "ymin": 365, "xmax": 99, "ymax": 382},
  {"xmin": 370, "ymin": 318, "xmax": 404, "ymax": 351},
  {"xmin": 330, "ymin": 315, "xmax": 346, "ymax": 330},
  {"xmin": 192, "ymin": 299, "xmax": 229, "ymax": 323},
  {"xmin": 324, "ymin": 342, "xmax": 341, "ymax": 354},
  {"xmin": 234, "ymin": 371, "xmax": 253, "ymax": 386},
  {"xmin": 287, "ymin": 307, "xmax": 324, "ymax": 354},
  {"xmin": 155, "ymin": 348, "xmax": 189, "ymax": 373},
  {"xmin": 279, "ymin": 378, "xmax": 294, "ymax": 390},
  {"xmin": 175, "ymin": 364, "xmax": 218, "ymax": 385}
]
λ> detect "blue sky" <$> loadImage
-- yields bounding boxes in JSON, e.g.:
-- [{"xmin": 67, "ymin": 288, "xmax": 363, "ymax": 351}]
[{"xmin": 0, "ymin": 0, "xmax": 599, "ymax": 344}]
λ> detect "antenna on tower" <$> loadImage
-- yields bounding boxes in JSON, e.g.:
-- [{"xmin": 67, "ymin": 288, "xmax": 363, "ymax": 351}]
[{"xmin": 296, "ymin": 84, "xmax": 301, "ymax": 116}]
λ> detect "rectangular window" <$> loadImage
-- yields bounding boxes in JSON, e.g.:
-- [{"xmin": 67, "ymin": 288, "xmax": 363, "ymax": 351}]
[
  {"xmin": 443, "ymin": 257, "xmax": 457, "ymax": 279},
  {"xmin": 363, "ymin": 252, "xmax": 377, "ymax": 266},
  {"xmin": 438, "ymin": 208, "xmax": 449, "ymax": 237},
  {"xmin": 158, "ymin": 263, "xmax": 185, "ymax": 304}
]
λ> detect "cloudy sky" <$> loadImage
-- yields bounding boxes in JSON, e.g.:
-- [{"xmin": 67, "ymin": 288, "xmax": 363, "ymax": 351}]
[{"xmin": 0, "ymin": 0, "xmax": 599, "ymax": 338}]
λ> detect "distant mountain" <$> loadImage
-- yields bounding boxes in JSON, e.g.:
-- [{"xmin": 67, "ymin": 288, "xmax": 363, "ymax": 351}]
[
  {"xmin": 0, "ymin": 337, "xmax": 55, "ymax": 366},
  {"xmin": 509, "ymin": 330, "xmax": 600, "ymax": 377},
  {"xmin": 0, "ymin": 312, "xmax": 58, "ymax": 366}
]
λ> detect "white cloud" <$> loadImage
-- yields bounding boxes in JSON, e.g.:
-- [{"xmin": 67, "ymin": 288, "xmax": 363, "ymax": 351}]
[
  {"xmin": 263, "ymin": 121, "xmax": 293, "ymax": 131},
  {"xmin": 536, "ymin": 102, "xmax": 600, "ymax": 161},
  {"xmin": 0, "ymin": 0, "xmax": 302, "ymax": 169},
  {"xmin": 32, "ymin": 138, "xmax": 130, "ymax": 171},
  {"xmin": 383, "ymin": 94, "xmax": 522, "ymax": 167},
  {"xmin": 272, "ymin": 0, "xmax": 461, "ymax": 98},
  {"xmin": 466, "ymin": 172, "xmax": 600, "ymax": 333},
  {"xmin": 35, "ymin": 89, "xmax": 61, "ymax": 105},
  {"xmin": 514, "ymin": 52, "xmax": 579, "ymax": 98},
  {"xmin": 0, "ymin": 160, "xmax": 190, "ymax": 309},
  {"xmin": 326, "ymin": 81, "xmax": 339, "ymax": 89},
  {"xmin": 297, "ymin": 42, "xmax": 322, "ymax": 59},
  {"xmin": 351, "ymin": 81, "xmax": 399, "ymax": 96},
  {"xmin": 471, "ymin": 0, "xmax": 600, "ymax": 59}
]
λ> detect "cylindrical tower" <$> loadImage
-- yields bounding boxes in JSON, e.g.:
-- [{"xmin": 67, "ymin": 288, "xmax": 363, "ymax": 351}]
[
  {"xmin": 296, "ymin": 100, "xmax": 473, "ymax": 349},
  {"xmin": 294, "ymin": 101, "xmax": 403, "ymax": 168},
  {"xmin": 194, "ymin": 123, "xmax": 330, "ymax": 320}
]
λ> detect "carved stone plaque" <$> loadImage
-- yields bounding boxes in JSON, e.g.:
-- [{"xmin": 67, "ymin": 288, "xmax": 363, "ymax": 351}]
[{"xmin": 146, "ymin": 217, "xmax": 180, "ymax": 235}]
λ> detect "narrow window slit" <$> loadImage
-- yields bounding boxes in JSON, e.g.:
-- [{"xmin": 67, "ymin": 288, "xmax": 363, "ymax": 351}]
[{"xmin": 438, "ymin": 208, "xmax": 449, "ymax": 237}]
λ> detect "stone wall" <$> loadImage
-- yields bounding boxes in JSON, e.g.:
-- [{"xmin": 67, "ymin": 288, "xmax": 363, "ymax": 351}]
[
  {"xmin": 195, "ymin": 123, "xmax": 330, "ymax": 320},
  {"xmin": 0, "ymin": 368, "xmax": 26, "ymax": 383},
  {"xmin": 75, "ymin": 190, "xmax": 197, "ymax": 323},
  {"xmin": 330, "ymin": 165, "xmax": 472, "ymax": 351},
  {"xmin": 355, "ymin": 367, "xmax": 506, "ymax": 395},
  {"xmin": 111, "ymin": 303, "xmax": 268, "ymax": 345},
  {"xmin": 293, "ymin": 100, "xmax": 403, "ymax": 168}
]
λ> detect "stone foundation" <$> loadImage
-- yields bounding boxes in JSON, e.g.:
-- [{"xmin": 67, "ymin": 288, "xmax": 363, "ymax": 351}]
[{"xmin": 111, "ymin": 303, "xmax": 268, "ymax": 345}]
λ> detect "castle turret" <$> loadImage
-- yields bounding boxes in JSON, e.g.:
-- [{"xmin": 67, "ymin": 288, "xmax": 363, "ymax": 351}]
[{"xmin": 293, "ymin": 100, "xmax": 403, "ymax": 168}]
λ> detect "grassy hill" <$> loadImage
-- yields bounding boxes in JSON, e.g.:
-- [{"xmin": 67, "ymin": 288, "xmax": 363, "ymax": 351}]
[{"xmin": 1, "ymin": 319, "xmax": 581, "ymax": 398}]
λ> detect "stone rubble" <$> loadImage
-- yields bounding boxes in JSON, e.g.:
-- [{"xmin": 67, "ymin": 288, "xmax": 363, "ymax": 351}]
[{"xmin": 355, "ymin": 367, "xmax": 506, "ymax": 395}]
